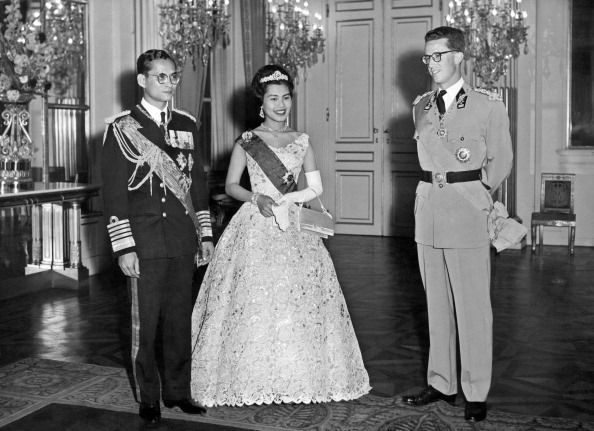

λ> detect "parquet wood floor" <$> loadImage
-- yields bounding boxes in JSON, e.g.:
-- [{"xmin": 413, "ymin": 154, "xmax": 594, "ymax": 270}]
[{"xmin": 0, "ymin": 235, "xmax": 592, "ymax": 423}]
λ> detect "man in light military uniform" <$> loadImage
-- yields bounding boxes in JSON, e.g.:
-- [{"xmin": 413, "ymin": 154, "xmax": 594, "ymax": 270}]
[
  {"xmin": 401, "ymin": 27, "xmax": 513, "ymax": 422},
  {"xmin": 101, "ymin": 49, "xmax": 214, "ymax": 425}
]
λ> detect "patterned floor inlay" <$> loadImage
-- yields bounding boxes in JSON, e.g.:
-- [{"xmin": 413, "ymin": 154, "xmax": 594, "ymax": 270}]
[
  {"xmin": 1, "ymin": 235, "xmax": 594, "ymax": 428},
  {"xmin": 0, "ymin": 358, "xmax": 593, "ymax": 430}
]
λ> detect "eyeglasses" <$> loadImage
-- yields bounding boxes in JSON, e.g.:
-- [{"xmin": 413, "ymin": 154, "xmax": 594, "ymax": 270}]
[
  {"xmin": 421, "ymin": 50, "xmax": 458, "ymax": 65},
  {"xmin": 146, "ymin": 72, "xmax": 181, "ymax": 85}
]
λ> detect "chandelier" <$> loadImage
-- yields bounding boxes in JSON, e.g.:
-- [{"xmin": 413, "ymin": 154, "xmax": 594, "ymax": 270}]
[
  {"xmin": 265, "ymin": 0, "xmax": 325, "ymax": 80},
  {"xmin": 159, "ymin": 0, "xmax": 230, "ymax": 68},
  {"xmin": 445, "ymin": 0, "xmax": 529, "ymax": 89}
]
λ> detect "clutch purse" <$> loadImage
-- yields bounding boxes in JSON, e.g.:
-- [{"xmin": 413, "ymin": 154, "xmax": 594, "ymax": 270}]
[{"xmin": 297, "ymin": 197, "xmax": 335, "ymax": 238}]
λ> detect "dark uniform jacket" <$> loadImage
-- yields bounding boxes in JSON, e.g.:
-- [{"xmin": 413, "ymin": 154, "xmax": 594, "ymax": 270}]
[
  {"xmin": 101, "ymin": 104, "xmax": 212, "ymax": 260},
  {"xmin": 413, "ymin": 82, "xmax": 513, "ymax": 248}
]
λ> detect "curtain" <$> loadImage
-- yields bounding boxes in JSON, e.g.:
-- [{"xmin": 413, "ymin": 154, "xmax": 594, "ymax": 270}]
[
  {"xmin": 240, "ymin": 0, "xmax": 266, "ymax": 130},
  {"xmin": 174, "ymin": 59, "xmax": 209, "ymax": 131},
  {"xmin": 240, "ymin": 0, "xmax": 266, "ymax": 85}
]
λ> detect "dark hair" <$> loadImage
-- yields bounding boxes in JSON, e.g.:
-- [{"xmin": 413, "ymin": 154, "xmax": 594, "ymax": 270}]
[
  {"xmin": 425, "ymin": 26, "xmax": 465, "ymax": 54},
  {"xmin": 136, "ymin": 49, "xmax": 177, "ymax": 75},
  {"xmin": 251, "ymin": 65, "xmax": 294, "ymax": 102}
]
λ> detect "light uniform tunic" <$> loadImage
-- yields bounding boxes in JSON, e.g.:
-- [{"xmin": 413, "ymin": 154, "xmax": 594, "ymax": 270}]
[{"xmin": 412, "ymin": 80, "xmax": 513, "ymax": 402}]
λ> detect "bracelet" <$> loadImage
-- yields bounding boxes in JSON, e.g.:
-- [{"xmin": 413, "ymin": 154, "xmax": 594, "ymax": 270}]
[{"xmin": 251, "ymin": 192, "xmax": 260, "ymax": 205}]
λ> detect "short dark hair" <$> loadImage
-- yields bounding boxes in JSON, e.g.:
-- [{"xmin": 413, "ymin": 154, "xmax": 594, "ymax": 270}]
[
  {"xmin": 425, "ymin": 26, "xmax": 465, "ymax": 54},
  {"xmin": 251, "ymin": 64, "xmax": 294, "ymax": 102},
  {"xmin": 136, "ymin": 49, "xmax": 177, "ymax": 75}
]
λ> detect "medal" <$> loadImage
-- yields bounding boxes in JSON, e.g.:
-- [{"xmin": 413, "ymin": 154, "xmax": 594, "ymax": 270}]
[
  {"xmin": 455, "ymin": 147, "xmax": 471, "ymax": 163},
  {"xmin": 167, "ymin": 130, "xmax": 177, "ymax": 147}
]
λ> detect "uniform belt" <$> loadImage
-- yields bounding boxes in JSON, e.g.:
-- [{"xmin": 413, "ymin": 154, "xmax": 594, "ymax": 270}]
[{"xmin": 420, "ymin": 169, "xmax": 482, "ymax": 184}]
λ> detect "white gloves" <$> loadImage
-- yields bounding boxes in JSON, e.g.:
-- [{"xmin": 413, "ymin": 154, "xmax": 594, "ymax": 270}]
[
  {"xmin": 272, "ymin": 202, "xmax": 290, "ymax": 231},
  {"xmin": 277, "ymin": 170, "xmax": 323, "ymax": 205}
]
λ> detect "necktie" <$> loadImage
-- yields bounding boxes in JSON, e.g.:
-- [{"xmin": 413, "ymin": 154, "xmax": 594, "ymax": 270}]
[
  {"xmin": 160, "ymin": 111, "xmax": 167, "ymax": 135},
  {"xmin": 436, "ymin": 89, "xmax": 447, "ymax": 115}
]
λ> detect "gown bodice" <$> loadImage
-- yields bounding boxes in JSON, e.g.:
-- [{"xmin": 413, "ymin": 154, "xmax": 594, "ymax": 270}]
[{"xmin": 245, "ymin": 132, "xmax": 309, "ymax": 201}]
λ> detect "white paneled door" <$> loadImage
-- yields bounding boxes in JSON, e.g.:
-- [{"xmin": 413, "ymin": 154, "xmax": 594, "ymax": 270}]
[{"xmin": 319, "ymin": 0, "xmax": 441, "ymax": 236}]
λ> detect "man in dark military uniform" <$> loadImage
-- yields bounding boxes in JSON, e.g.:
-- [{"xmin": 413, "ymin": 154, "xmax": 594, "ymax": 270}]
[
  {"xmin": 101, "ymin": 49, "xmax": 214, "ymax": 425},
  {"xmin": 401, "ymin": 27, "xmax": 513, "ymax": 422}
]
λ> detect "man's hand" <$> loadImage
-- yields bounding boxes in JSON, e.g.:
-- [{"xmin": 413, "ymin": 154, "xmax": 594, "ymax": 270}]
[{"xmin": 118, "ymin": 251, "xmax": 139, "ymax": 278}]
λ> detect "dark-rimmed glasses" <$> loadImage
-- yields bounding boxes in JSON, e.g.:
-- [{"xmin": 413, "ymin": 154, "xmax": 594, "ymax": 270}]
[
  {"xmin": 421, "ymin": 50, "xmax": 458, "ymax": 65},
  {"xmin": 146, "ymin": 72, "xmax": 181, "ymax": 85}
]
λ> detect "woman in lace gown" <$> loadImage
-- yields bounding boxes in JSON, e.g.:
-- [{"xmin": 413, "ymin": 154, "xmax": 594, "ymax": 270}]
[{"xmin": 190, "ymin": 65, "xmax": 370, "ymax": 407}]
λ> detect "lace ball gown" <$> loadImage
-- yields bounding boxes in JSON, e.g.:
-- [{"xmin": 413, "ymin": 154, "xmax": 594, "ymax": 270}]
[{"xmin": 190, "ymin": 132, "xmax": 371, "ymax": 407}]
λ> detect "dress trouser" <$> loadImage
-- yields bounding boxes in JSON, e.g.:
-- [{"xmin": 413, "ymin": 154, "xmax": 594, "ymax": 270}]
[
  {"xmin": 417, "ymin": 244, "xmax": 492, "ymax": 402},
  {"xmin": 128, "ymin": 254, "xmax": 195, "ymax": 404}
]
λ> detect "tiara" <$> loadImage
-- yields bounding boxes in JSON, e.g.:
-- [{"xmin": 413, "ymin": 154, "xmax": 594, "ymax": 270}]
[{"xmin": 259, "ymin": 71, "xmax": 289, "ymax": 83}]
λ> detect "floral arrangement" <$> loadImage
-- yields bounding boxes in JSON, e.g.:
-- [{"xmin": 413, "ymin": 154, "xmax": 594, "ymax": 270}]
[{"xmin": 0, "ymin": 0, "xmax": 85, "ymax": 103}]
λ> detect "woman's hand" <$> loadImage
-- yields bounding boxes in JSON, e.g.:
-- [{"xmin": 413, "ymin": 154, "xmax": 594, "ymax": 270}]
[{"xmin": 256, "ymin": 194, "xmax": 276, "ymax": 217}]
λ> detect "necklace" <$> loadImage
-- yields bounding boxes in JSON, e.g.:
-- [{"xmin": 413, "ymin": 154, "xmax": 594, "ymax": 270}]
[
  {"xmin": 259, "ymin": 123, "xmax": 289, "ymax": 147},
  {"xmin": 260, "ymin": 123, "xmax": 288, "ymax": 135}
]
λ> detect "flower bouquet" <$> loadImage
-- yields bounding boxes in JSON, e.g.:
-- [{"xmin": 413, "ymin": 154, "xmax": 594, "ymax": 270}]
[
  {"xmin": 0, "ymin": 0, "xmax": 83, "ymax": 102},
  {"xmin": 0, "ymin": 0, "xmax": 84, "ymax": 185}
]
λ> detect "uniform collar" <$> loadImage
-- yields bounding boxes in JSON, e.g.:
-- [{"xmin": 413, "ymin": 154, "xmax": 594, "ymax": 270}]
[
  {"xmin": 439, "ymin": 78, "xmax": 464, "ymax": 111},
  {"xmin": 141, "ymin": 98, "xmax": 168, "ymax": 125}
]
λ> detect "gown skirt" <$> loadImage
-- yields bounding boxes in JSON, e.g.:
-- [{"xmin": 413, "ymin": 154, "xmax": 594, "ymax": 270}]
[{"xmin": 190, "ymin": 133, "xmax": 371, "ymax": 407}]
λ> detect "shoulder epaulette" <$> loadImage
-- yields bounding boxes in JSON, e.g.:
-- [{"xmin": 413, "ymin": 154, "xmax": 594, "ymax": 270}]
[
  {"xmin": 104, "ymin": 110, "xmax": 130, "ymax": 124},
  {"xmin": 173, "ymin": 108, "xmax": 197, "ymax": 122},
  {"xmin": 473, "ymin": 87, "xmax": 502, "ymax": 101},
  {"xmin": 413, "ymin": 90, "xmax": 434, "ymax": 106}
]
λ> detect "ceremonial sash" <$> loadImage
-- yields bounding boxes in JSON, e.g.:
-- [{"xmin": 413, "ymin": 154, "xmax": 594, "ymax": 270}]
[
  {"xmin": 240, "ymin": 132, "xmax": 298, "ymax": 195},
  {"xmin": 111, "ymin": 115, "xmax": 202, "ymax": 240}
]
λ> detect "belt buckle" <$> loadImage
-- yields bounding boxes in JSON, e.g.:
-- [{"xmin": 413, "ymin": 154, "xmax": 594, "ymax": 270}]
[{"xmin": 433, "ymin": 171, "xmax": 446, "ymax": 188}]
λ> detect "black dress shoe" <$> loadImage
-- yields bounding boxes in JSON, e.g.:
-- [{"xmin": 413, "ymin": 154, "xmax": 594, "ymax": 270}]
[
  {"xmin": 139, "ymin": 403, "xmax": 161, "ymax": 425},
  {"xmin": 163, "ymin": 399, "xmax": 207, "ymax": 415},
  {"xmin": 465, "ymin": 401, "xmax": 487, "ymax": 422},
  {"xmin": 402, "ymin": 386, "xmax": 456, "ymax": 406}
]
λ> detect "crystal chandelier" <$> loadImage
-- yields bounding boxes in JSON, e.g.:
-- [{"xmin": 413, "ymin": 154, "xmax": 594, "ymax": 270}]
[
  {"xmin": 445, "ymin": 0, "xmax": 529, "ymax": 89},
  {"xmin": 265, "ymin": 0, "xmax": 325, "ymax": 80},
  {"xmin": 159, "ymin": 0, "xmax": 230, "ymax": 68}
]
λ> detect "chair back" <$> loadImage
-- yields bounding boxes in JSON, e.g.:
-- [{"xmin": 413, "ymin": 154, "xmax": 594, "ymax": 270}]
[{"xmin": 539, "ymin": 173, "xmax": 575, "ymax": 214}]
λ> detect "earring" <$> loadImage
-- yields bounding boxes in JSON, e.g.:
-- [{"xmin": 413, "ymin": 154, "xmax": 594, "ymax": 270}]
[{"xmin": 259, "ymin": 106, "xmax": 265, "ymax": 118}]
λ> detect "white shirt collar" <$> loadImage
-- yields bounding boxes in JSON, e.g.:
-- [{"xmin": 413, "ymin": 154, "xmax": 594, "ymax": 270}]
[
  {"xmin": 441, "ymin": 78, "xmax": 464, "ymax": 110},
  {"xmin": 141, "ymin": 98, "xmax": 168, "ymax": 124}
]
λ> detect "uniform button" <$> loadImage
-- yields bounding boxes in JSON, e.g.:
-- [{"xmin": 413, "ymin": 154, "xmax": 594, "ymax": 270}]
[
  {"xmin": 439, "ymin": 184, "xmax": 444, "ymax": 188},
  {"xmin": 162, "ymin": 212, "xmax": 167, "ymax": 217},
  {"xmin": 460, "ymin": 136, "xmax": 465, "ymax": 141},
  {"xmin": 160, "ymin": 183, "xmax": 164, "ymax": 188},
  {"xmin": 161, "ymin": 197, "xmax": 166, "ymax": 203},
  {"xmin": 185, "ymin": 210, "xmax": 188, "ymax": 215}
]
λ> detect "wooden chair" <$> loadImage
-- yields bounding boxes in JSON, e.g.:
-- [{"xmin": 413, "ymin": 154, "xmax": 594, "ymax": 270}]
[{"xmin": 531, "ymin": 173, "xmax": 576, "ymax": 254}]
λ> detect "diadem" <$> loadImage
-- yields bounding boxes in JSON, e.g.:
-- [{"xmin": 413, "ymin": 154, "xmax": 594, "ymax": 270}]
[{"xmin": 259, "ymin": 71, "xmax": 289, "ymax": 83}]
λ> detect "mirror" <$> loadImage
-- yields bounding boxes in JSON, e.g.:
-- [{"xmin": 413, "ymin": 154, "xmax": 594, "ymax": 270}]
[{"xmin": 570, "ymin": 0, "xmax": 594, "ymax": 147}]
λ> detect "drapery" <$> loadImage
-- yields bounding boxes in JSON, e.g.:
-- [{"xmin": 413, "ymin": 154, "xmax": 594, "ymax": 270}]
[
  {"xmin": 174, "ymin": 59, "xmax": 209, "ymax": 131},
  {"xmin": 240, "ymin": 0, "xmax": 266, "ymax": 86},
  {"xmin": 239, "ymin": 0, "xmax": 266, "ymax": 131}
]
